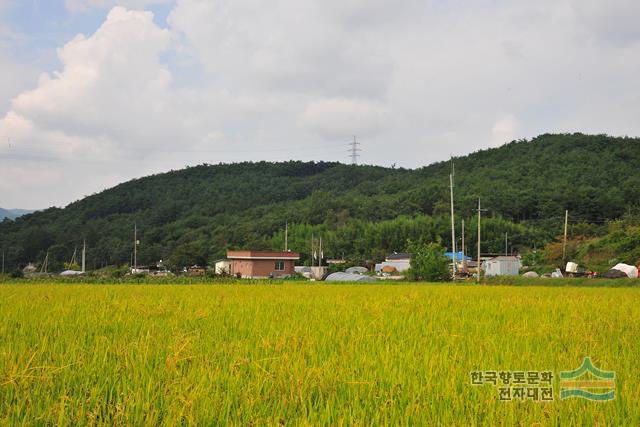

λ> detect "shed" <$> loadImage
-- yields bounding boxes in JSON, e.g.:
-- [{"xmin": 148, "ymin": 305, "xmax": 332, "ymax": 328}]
[{"xmin": 483, "ymin": 256, "xmax": 522, "ymax": 277}]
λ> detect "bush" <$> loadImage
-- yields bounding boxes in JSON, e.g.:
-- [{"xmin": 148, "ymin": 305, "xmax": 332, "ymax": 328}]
[{"xmin": 405, "ymin": 241, "xmax": 451, "ymax": 282}]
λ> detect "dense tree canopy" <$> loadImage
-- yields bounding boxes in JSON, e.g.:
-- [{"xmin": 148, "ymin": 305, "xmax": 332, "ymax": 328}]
[{"xmin": 1, "ymin": 133, "xmax": 639, "ymax": 272}]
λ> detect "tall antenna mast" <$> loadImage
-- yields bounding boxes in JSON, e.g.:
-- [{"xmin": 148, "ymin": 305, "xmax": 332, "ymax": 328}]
[{"xmin": 348, "ymin": 136, "xmax": 361, "ymax": 165}]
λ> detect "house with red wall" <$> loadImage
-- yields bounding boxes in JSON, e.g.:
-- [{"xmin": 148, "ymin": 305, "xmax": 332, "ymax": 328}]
[{"xmin": 226, "ymin": 250, "xmax": 300, "ymax": 278}]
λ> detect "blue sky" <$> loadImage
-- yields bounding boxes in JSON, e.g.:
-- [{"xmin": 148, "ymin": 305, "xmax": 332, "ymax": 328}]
[{"xmin": 2, "ymin": 1, "xmax": 172, "ymax": 69}]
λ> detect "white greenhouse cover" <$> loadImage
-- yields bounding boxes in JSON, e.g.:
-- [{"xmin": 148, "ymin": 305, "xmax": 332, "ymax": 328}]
[
  {"xmin": 612, "ymin": 263, "xmax": 638, "ymax": 279},
  {"xmin": 325, "ymin": 272, "xmax": 378, "ymax": 282},
  {"xmin": 345, "ymin": 266, "xmax": 368, "ymax": 274},
  {"xmin": 60, "ymin": 270, "xmax": 84, "ymax": 276}
]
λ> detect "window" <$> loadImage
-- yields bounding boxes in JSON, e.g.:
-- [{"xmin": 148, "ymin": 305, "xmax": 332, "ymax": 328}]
[{"xmin": 275, "ymin": 261, "xmax": 285, "ymax": 271}]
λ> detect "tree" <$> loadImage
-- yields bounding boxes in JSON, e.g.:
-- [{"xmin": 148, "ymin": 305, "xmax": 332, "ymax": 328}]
[
  {"xmin": 169, "ymin": 242, "xmax": 207, "ymax": 270},
  {"xmin": 405, "ymin": 241, "xmax": 450, "ymax": 282}
]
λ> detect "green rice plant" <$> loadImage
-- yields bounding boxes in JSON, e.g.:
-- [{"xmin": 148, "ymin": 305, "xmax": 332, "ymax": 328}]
[{"xmin": 0, "ymin": 283, "xmax": 638, "ymax": 425}]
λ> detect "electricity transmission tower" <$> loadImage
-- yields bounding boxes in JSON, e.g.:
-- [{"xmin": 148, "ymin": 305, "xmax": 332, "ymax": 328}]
[{"xmin": 348, "ymin": 136, "xmax": 361, "ymax": 165}]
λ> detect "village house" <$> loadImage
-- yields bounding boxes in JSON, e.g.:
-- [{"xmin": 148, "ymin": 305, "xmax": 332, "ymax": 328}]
[
  {"xmin": 225, "ymin": 250, "xmax": 300, "ymax": 278},
  {"xmin": 375, "ymin": 252, "xmax": 412, "ymax": 275}
]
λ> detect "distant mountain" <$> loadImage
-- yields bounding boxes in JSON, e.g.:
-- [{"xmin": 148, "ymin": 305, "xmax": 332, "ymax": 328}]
[
  {"xmin": 0, "ymin": 208, "xmax": 34, "ymax": 220},
  {"xmin": 1, "ymin": 133, "xmax": 639, "ymax": 272}
]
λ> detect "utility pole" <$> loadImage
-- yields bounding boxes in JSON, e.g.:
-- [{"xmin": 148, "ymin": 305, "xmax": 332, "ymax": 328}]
[
  {"xmin": 505, "ymin": 232, "xmax": 508, "ymax": 256},
  {"xmin": 69, "ymin": 247, "xmax": 77, "ymax": 266},
  {"xmin": 40, "ymin": 251, "xmax": 49, "ymax": 274},
  {"xmin": 562, "ymin": 210, "xmax": 569, "ymax": 264},
  {"xmin": 134, "ymin": 223, "xmax": 138, "ymax": 272},
  {"xmin": 348, "ymin": 136, "xmax": 361, "ymax": 165},
  {"xmin": 474, "ymin": 199, "xmax": 488, "ymax": 284},
  {"xmin": 1, "ymin": 249, "xmax": 4, "ymax": 274},
  {"xmin": 449, "ymin": 172, "xmax": 457, "ymax": 279},
  {"xmin": 82, "ymin": 240, "xmax": 86, "ymax": 273},
  {"xmin": 477, "ymin": 200, "xmax": 481, "ymax": 284},
  {"xmin": 319, "ymin": 236, "xmax": 323, "ymax": 267},
  {"xmin": 461, "ymin": 220, "xmax": 467, "ymax": 270},
  {"xmin": 284, "ymin": 222, "xmax": 288, "ymax": 252}
]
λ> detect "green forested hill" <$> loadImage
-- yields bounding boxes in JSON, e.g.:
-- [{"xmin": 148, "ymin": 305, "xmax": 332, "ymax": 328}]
[{"xmin": 1, "ymin": 133, "xmax": 639, "ymax": 272}]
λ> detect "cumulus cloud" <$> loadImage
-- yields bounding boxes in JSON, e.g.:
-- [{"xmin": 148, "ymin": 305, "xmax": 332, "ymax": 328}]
[
  {"xmin": 3, "ymin": 0, "xmax": 640, "ymax": 208},
  {"xmin": 10, "ymin": 7, "xmax": 174, "ymax": 143},
  {"xmin": 0, "ymin": 7, "xmax": 197, "ymax": 207}
]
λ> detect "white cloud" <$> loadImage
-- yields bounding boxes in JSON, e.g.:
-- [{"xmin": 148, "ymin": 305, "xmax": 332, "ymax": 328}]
[
  {"xmin": 167, "ymin": 0, "xmax": 394, "ymax": 99},
  {"xmin": 570, "ymin": 0, "xmax": 640, "ymax": 44},
  {"xmin": 3, "ymin": 0, "xmax": 640, "ymax": 208},
  {"xmin": 0, "ymin": 6, "xmax": 198, "ymax": 207},
  {"xmin": 65, "ymin": 0, "xmax": 172, "ymax": 13},
  {"xmin": 491, "ymin": 115, "xmax": 519, "ymax": 147},
  {"xmin": 298, "ymin": 98, "xmax": 388, "ymax": 139},
  {"xmin": 10, "ymin": 7, "xmax": 175, "ymax": 144}
]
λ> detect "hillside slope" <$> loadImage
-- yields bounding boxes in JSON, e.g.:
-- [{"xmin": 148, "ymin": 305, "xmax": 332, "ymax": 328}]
[{"xmin": 1, "ymin": 133, "xmax": 639, "ymax": 271}]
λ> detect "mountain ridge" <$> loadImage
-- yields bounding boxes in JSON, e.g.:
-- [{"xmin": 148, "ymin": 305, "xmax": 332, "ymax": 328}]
[
  {"xmin": 0, "ymin": 208, "xmax": 34, "ymax": 221},
  {"xmin": 1, "ymin": 133, "xmax": 639, "ymax": 272}
]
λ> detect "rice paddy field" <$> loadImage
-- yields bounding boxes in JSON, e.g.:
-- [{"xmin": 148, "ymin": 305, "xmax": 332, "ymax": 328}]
[{"xmin": 0, "ymin": 282, "xmax": 638, "ymax": 425}]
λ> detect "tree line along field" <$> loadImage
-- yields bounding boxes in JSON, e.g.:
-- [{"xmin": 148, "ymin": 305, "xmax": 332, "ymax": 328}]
[{"xmin": 0, "ymin": 283, "xmax": 638, "ymax": 425}]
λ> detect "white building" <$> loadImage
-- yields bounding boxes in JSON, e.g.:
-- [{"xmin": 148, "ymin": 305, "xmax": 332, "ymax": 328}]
[
  {"xmin": 375, "ymin": 252, "xmax": 412, "ymax": 274},
  {"xmin": 214, "ymin": 259, "xmax": 231, "ymax": 275},
  {"xmin": 483, "ymin": 256, "xmax": 522, "ymax": 277}
]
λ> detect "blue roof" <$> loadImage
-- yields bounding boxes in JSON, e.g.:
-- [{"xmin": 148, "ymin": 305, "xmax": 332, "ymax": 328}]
[{"xmin": 445, "ymin": 251, "xmax": 473, "ymax": 261}]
